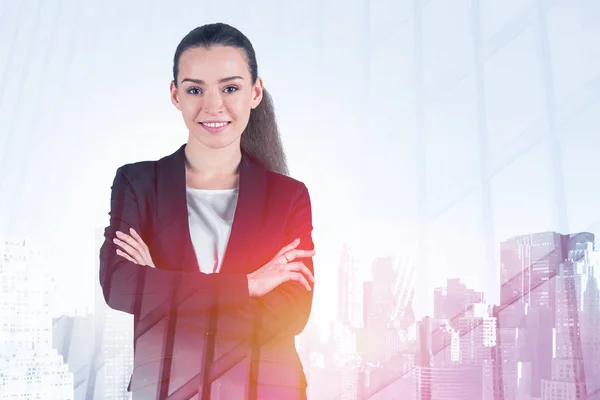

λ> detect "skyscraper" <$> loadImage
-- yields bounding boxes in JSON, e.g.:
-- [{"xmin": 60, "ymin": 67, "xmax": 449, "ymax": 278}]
[
  {"xmin": 459, "ymin": 304, "xmax": 496, "ymax": 400},
  {"xmin": 499, "ymin": 231, "xmax": 594, "ymax": 328},
  {"xmin": 338, "ymin": 244, "xmax": 363, "ymax": 329},
  {"xmin": 90, "ymin": 228, "xmax": 134, "ymax": 400},
  {"xmin": 0, "ymin": 240, "xmax": 73, "ymax": 399},
  {"xmin": 434, "ymin": 278, "xmax": 484, "ymax": 330}
]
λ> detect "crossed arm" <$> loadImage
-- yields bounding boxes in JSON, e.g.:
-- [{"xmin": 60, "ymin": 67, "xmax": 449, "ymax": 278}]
[{"xmin": 99, "ymin": 167, "xmax": 316, "ymax": 339}]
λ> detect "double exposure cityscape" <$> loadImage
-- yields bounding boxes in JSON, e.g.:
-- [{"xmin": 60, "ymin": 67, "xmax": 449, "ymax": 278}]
[
  {"xmin": 2, "ymin": 230, "xmax": 599, "ymax": 398},
  {"xmin": 1, "ymin": 0, "xmax": 600, "ymax": 399}
]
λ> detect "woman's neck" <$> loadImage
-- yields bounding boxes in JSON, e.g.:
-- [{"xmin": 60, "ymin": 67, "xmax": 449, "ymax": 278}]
[{"xmin": 184, "ymin": 139, "xmax": 242, "ymax": 190}]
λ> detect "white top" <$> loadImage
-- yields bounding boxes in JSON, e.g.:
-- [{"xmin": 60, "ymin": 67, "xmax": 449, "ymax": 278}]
[{"xmin": 185, "ymin": 186, "xmax": 239, "ymax": 274}]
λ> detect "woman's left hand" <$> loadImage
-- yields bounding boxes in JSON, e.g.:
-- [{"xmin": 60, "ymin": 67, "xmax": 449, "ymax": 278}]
[{"xmin": 113, "ymin": 228, "xmax": 156, "ymax": 268}]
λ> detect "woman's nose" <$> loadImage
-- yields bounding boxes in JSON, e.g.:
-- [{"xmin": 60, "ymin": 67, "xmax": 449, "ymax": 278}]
[{"xmin": 203, "ymin": 90, "xmax": 224, "ymax": 113}]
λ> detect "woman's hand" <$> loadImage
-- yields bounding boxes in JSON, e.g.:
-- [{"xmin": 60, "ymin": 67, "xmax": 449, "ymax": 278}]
[
  {"xmin": 247, "ymin": 238, "xmax": 315, "ymax": 297},
  {"xmin": 113, "ymin": 228, "xmax": 156, "ymax": 268}
]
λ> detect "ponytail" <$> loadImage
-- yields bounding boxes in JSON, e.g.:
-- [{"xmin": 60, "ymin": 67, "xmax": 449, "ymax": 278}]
[{"xmin": 241, "ymin": 88, "xmax": 289, "ymax": 175}]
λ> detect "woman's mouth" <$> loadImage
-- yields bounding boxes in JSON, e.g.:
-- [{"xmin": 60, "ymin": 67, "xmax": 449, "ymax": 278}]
[{"xmin": 200, "ymin": 121, "xmax": 231, "ymax": 133}]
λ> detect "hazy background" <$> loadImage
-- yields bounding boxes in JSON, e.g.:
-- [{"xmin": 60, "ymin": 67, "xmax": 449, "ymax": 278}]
[{"xmin": 1, "ymin": 0, "xmax": 599, "ymax": 398}]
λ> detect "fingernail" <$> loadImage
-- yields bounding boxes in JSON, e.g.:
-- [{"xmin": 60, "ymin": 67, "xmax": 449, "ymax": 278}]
[
  {"xmin": 112, "ymin": 238, "xmax": 118, "ymax": 244},
  {"xmin": 130, "ymin": 228, "xmax": 136, "ymax": 234},
  {"xmin": 116, "ymin": 231, "xmax": 122, "ymax": 236},
  {"xmin": 294, "ymin": 238, "xmax": 300, "ymax": 243}
]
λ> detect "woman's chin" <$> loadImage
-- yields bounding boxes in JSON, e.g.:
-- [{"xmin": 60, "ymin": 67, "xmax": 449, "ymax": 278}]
[{"xmin": 189, "ymin": 132, "xmax": 242, "ymax": 150}]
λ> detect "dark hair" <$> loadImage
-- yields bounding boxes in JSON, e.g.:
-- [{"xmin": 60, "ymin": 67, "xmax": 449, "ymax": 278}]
[{"xmin": 173, "ymin": 23, "xmax": 288, "ymax": 175}]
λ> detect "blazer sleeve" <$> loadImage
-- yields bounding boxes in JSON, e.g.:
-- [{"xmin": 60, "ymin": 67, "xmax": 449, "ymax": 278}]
[
  {"xmin": 248, "ymin": 182, "xmax": 315, "ymax": 338},
  {"xmin": 98, "ymin": 166, "xmax": 251, "ymax": 317}
]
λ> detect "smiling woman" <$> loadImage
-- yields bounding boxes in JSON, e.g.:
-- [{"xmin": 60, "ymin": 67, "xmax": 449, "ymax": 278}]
[
  {"xmin": 98, "ymin": 23, "xmax": 315, "ymax": 400},
  {"xmin": 171, "ymin": 45, "xmax": 260, "ymax": 152}
]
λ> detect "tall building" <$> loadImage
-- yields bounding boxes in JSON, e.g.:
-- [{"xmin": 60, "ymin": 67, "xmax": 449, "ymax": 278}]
[
  {"xmin": 494, "ymin": 328, "xmax": 520, "ymax": 400},
  {"xmin": 413, "ymin": 365, "xmax": 484, "ymax": 400},
  {"xmin": 321, "ymin": 321, "xmax": 363, "ymax": 400},
  {"xmin": 354, "ymin": 256, "xmax": 418, "ymax": 399},
  {"xmin": 581, "ymin": 266, "xmax": 600, "ymax": 396},
  {"xmin": 90, "ymin": 228, "xmax": 134, "ymax": 400},
  {"xmin": 52, "ymin": 312, "xmax": 96, "ymax": 399},
  {"xmin": 458, "ymin": 304, "xmax": 496, "ymax": 400},
  {"xmin": 429, "ymin": 319, "xmax": 455, "ymax": 366},
  {"xmin": 536, "ymin": 237, "xmax": 600, "ymax": 400},
  {"xmin": 0, "ymin": 240, "xmax": 73, "ymax": 399},
  {"xmin": 525, "ymin": 306, "xmax": 554, "ymax": 398},
  {"xmin": 496, "ymin": 232, "xmax": 595, "ymax": 399},
  {"xmin": 554, "ymin": 260, "xmax": 585, "ymax": 363},
  {"xmin": 362, "ymin": 258, "xmax": 394, "ymax": 364},
  {"xmin": 499, "ymin": 231, "xmax": 594, "ymax": 328},
  {"xmin": 545, "ymin": 240, "xmax": 600, "ymax": 400},
  {"xmin": 338, "ymin": 244, "xmax": 363, "ymax": 329},
  {"xmin": 541, "ymin": 358, "xmax": 587, "ymax": 400},
  {"xmin": 361, "ymin": 257, "xmax": 416, "ymax": 365},
  {"xmin": 433, "ymin": 278, "xmax": 484, "ymax": 330},
  {"xmin": 413, "ymin": 311, "xmax": 489, "ymax": 400}
]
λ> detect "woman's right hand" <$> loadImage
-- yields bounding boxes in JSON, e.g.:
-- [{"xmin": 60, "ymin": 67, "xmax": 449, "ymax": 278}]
[{"xmin": 247, "ymin": 238, "xmax": 315, "ymax": 297}]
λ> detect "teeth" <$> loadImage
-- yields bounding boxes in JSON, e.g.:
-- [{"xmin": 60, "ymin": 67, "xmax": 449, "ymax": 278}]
[{"xmin": 203, "ymin": 122, "xmax": 228, "ymax": 128}]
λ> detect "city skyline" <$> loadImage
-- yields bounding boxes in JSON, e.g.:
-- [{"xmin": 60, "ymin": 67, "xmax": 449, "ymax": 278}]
[
  {"xmin": 3, "ymin": 224, "xmax": 598, "ymax": 399},
  {"xmin": 323, "ymin": 228, "xmax": 600, "ymax": 399}
]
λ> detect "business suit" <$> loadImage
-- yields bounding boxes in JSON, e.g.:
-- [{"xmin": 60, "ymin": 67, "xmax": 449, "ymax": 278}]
[{"xmin": 98, "ymin": 143, "xmax": 314, "ymax": 399}]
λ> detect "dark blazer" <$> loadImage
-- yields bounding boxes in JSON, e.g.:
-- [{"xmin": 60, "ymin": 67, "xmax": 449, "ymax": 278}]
[{"xmin": 98, "ymin": 144, "xmax": 314, "ymax": 400}]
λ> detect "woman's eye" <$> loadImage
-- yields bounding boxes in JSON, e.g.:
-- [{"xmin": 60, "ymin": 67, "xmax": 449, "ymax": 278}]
[
  {"xmin": 223, "ymin": 86, "xmax": 238, "ymax": 93},
  {"xmin": 187, "ymin": 88, "xmax": 201, "ymax": 95}
]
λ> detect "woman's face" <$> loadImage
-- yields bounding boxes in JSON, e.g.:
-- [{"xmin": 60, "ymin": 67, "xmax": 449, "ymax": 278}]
[{"xmin": 170, "ymin": 45, "xmax": 263, "ymax": 150}]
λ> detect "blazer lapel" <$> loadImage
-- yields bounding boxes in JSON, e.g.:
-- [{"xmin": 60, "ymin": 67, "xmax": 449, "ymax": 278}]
[
  {"xmin": 155, "ymin": 144, "xmax": 267, "ymax": 274},
  {"xmin": 156, "ymin": 144, "xmax": 198, "ymax": 272},
  {"xmin": 220, "ymin": 149, "xmax": 267, "ymax": 274}
]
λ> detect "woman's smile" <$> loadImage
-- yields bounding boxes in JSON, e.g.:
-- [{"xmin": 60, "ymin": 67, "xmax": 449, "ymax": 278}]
[{"xmin": 199, "ymin": 120, "xmax": 232, "ymax": 133}]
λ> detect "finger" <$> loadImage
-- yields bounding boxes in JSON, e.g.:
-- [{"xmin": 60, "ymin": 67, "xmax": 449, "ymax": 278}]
[
  {"xmin": 276, "ymin": 251, "xmax": 297, "ymax": 265},
  {"xmin": 271, "ymin": 238, "xmax": 301, "ymax": 261},
  {"xmin": 113, "ymin": 238, "xmax": 143, "ymax": 264},
  {"xmin": 116, "ymin": 249, "xmax": 138, "ymax": 264},
  {"xmin": 286, "ymin": 262, "xmax": 314, "ymax": 282},
  {"xmin": 116, "ymin": 231, "xmax": 143, "ymax": 253},
  {"xmin": 129, "ymin": 228, "xmax": 149, "ymax": 251},
  {"xmin": 128, "ymin": 228, "xmax": 153, "ymax": 265},
  {"xmin": 296, "ymin": 263, "xmax": 315, "ymax": 282},
  {"xmin": 282, "ymin": 249, "xmax": 316, "ymax": 263},
  {"xmin": 273, "ymin": 238, "xmax": 300, "ymax": 259},
  {"xmin": 299, "ymin": 264, "xmax": 314, "ymax": 282},
  {"xmin": 287, "ymin": 271, "xmax": 312, "ymax": 291},
  {"xmin": 116, "ymin": 232, "xmax": 150, "ymax": 265}
]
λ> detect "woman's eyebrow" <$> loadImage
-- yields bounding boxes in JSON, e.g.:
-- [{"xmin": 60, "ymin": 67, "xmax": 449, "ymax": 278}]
[{"xmin": 181, "ymin": 76, "xmax": 244, "ymax": 85}]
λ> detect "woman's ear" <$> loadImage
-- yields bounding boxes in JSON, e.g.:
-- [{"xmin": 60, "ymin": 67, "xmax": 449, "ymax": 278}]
[
  {"xmin": 170, "ymin": 80, "xmax": 182, "ymax": 111},
  {"xmin": 251, "ymin": 77, "xmax": 264, "ymax": 109}
]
